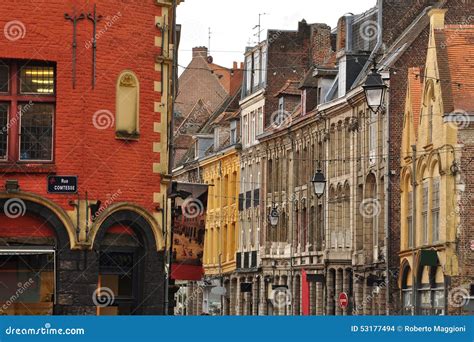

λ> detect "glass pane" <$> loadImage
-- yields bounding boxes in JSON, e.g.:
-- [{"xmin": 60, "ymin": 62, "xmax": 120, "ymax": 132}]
[
  {"xmin": 420, "ymin": 290, "xmax": 431, "ymax": 307},
  {"xmin": 403, "ymin": 290, "xmax": 412, "ymax": 307},
  {"xmin": 20, "ymin": 103, "xmax": 53, "ymax": 161},
  {"xmin": 0, "ymin": 254, "xmax": 54, "ymax": 315},
  {"xmin": 20, "ymin": 65, "xmax": 55, "ymax": 94},
  {"xmin": 433, "ymin": 289, "xmax": 444, "ymax": 307},
  {"xmin": 0, "ymin": 64, "xmax": 9, "ymax": 93},
  {"xmin": 0, "ymin": 103, "xmax": 7, "ymax": 159}
]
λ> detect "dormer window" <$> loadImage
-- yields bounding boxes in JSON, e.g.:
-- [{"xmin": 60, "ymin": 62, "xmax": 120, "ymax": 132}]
[
  {"xmin": 230, "ymin": 120, "xmax": 237, "ymax": 145},
  {"xmin": 214, "ymin": 126, "xmax": 220, "ymax": 150}
]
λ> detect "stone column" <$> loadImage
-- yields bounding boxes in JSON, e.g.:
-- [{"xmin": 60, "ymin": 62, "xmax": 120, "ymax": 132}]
[
  {"xmin": 309, "ymin": 282, "xmax": 316, "ymax": 315},
  {"xmin": 252, "ymin": 277, "xmax": 259, "ymax": 316},
  {"xmin": 343, "ymin": 269, "xmax": 350, "ymax": 316},
  {"xmin": 243, "ymin": 277, "xmax": 250, "ymax": 315},
  {"xmin": 196, "ymin": 285, "xmax": 203, "ymax": 315},
  {"xmin": 326, "ymin": 270, "xmax": 335, "ymax": 315},
  {"xmin": 363, "ymin": 282, "xmax": 372, "ymax": 315},
  {"xmin": 354, "ymin": 280, "xmax": 362, "ymax": 316},
  {"xmin": 316, "ymin": 281, "xmax": 323, "ymax": 315},
  {"xmin": 236, "ymin": 276, "xmax": 242, "ymax": 315},
  {"xmin": 229, "ymin": 278, "xmax": 236, "ymax": 315},
  {"xmin": 259, "ymin": 276, "xmax": 267, "ymax": 316},
  {"xmin": 335, "ymin": 269, "xmax": 342, "ymax": 316},
  {"xmin": 379, "ymin": 286, "xmax": 386, "ymax": 316}
]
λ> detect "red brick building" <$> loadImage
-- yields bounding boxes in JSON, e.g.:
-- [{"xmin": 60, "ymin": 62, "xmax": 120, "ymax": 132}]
[{"xmin": 0, "ymin": 0, "xmax": 181, "ymax": 315}]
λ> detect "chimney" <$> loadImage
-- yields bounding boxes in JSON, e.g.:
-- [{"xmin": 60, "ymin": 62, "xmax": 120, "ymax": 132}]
[
  {"xmin": 428, "ymin": 8, "xmax": 447, "ymax": 30},
  {"xmin": 233, "ymin": 61, "xmax": 238, "ymax": 70},
  {"xmin": 310, "ymin": 24, "xmax": 333, "ymax": 66},
  {"xmin": 192, "ymin": 46, "xmax": 208, "ymax": 58}
]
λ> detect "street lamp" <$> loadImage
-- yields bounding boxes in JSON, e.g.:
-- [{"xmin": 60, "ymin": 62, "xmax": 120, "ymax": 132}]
[
  {"xmin": 311, "ymin": 169, "xmax": 326, "ymax": 198},
  {"xmin": 363, "ymin": 64, "xmax": 387, "ymax": 114},
  {"xmin": 268, "ymin": 205, "xmax": 279, "ymax": 227}
]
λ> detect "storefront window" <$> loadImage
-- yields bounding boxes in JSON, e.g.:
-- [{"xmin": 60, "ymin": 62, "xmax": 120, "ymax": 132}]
[
  {"xmin": 0, "ymin": 250, "xmax": 55, "ymax": 315},
  {"xmin": 402, "ymin": 288, "xmax": 412, "ymax": 315}
]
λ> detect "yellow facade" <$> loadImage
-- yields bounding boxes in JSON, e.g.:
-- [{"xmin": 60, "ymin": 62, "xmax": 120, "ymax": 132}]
[
  {"xmin": 399, "ymin": 9, "xmax": 460, "ymax": 314},
  {"xmin": 201, "ymin": 149, "xmax": 240, "ymax": 276}
]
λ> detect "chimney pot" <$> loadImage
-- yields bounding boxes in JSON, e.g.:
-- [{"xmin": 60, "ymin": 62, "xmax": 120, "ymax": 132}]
[{"xmin": 192, "ymin": 46, "xmax": 208, "ymax": 58}]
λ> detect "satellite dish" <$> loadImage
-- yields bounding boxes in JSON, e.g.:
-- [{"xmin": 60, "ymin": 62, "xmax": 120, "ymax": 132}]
[
  {"xmin": 207, "ymin": 55, "xmax": 214, "ymax": 64},
  {"xmin": 211, "ymin": 286, "xmax": 226, "ymax": 296}
]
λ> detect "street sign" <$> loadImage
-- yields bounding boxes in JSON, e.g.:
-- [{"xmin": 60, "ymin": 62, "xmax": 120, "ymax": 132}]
[
  {"xmin": 47, "ymin": 176, "xmax": 78, "ymax": 194},
  {"xmin": 339, "ymin": 292, "xmax": 349, "ymax": 309}
]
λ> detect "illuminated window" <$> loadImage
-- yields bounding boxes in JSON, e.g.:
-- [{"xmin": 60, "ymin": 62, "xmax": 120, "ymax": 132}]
[{"xmin": 20, "ymin": 65, "xmax": 55, "ymax": 94}]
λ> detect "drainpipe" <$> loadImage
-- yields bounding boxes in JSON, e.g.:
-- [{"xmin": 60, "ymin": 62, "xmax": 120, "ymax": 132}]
[
  {"xmin": 384, "ymin": 77, "xmax": 391, "ymax": 315},
  {"xmin": 411, "ymin": 145, "xmax": 417, "ymax": 315},
  {"xmin": 164, "ymin": 0, "xmax": 178, "ymax": 316}
]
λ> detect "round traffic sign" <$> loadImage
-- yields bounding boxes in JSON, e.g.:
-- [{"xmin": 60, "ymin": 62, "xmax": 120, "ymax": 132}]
[{"xmin": 339, "ymin": 292, "xmax": 349, "ymax": 309}]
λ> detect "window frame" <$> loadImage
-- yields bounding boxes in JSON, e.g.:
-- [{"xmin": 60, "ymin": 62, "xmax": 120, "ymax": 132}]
[{"xmin": 0, "ymin": 60, "xmax": 56, "ymax": 164}]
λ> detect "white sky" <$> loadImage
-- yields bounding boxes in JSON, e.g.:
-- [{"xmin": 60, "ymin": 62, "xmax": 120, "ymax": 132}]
[{"xmin": 177, "ymin": 0, "xmax": 376, "ymax": 70}]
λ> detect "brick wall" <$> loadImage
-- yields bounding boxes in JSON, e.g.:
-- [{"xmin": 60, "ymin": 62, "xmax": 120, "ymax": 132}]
[
  {"xmin": 0, "ymin": 0, "xmax": 163, "ymax": 213},
  {"xmin": 265, "ymin": 22, "xmax": 313, "ymax": 127}
]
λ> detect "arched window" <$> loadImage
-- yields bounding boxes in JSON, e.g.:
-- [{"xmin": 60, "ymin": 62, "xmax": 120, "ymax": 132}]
[
  {"xmin": 116, "ymin": 71, "xmax": 139, "ymax": 139},
  {"xmin": 401, "ymin": 262, "xmax": 413, "ymax": 315},
  {"xmin": 418, "ymin": 266, "xmax": 445, "ymax": 315},
  {"xmin": 431, "ymin": 162, "xmax": 441, "ymax": 243}
]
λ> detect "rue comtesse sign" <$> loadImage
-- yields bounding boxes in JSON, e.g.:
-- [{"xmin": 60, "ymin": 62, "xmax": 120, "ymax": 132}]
[{"xmin": 47, "ymin": 176, "xmax": 78, "ymax": 194}]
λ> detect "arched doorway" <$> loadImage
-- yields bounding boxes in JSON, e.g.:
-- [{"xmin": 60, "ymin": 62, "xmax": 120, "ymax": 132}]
[
  {"xmin": 0, "ymin": 196, "xmax": 76, "ymax": 315},
  {"xmin": 94, "ymin": 210, "xmax": 164, "ymax": 315}
]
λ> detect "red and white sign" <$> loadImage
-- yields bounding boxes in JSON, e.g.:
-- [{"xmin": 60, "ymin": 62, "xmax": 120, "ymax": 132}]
[
  {"xmin": 339, "ymin": 292, "xmax": 349, "ymax": 309},
  {"xmin": 471, "ymin": 240, "xmax": 474, "ymax": 251}
]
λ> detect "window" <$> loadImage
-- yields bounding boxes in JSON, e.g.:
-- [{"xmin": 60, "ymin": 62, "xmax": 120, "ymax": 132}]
[
  {"xmin": 0, "ymin": 250, "xmax": 55, "ymax": 315},
  {"xmin": 432, "ymin": 178, "xmax": 440, "ymax": 242},
  {"xmin": 245, "ymin": 56, "xmax": 252, "ymax": 94},
  {"xmin": 278, "ymin": 97, "xmax": 284, "ymax": 114},
  {"xmin": 261, "ymin": 46, "xmax": 267, "ymax": 86},
  {"xmin": 0, "ymin": 60, "xmax": 56, "ymax": 162},
  {"xmin": 407, "ymin": 193, "xmax": 413, "ymax": 248},
  {"xmin": 0, "ymin": 64, "xmax": 9, "ymax": 93},
  {"xmin": 368, "ymin": 111, "xmax": 376, "ymax": 165},
  {"xmin": 402, "ymin": 288, "xmax": 413, "ymax": 315},
  {"xmin": 428, "ymin": 104, "xmax": 433, "ymax": 144},
  {"xmin": 251, "ymin": 110, "xmax": 256, "ymax": 144},
  {"xmin": 422, "ymin": 182, "xmax": 429, "ymax": 244},
  {"xmin": 20, "ymin": 103, "xmax": 54, "ymax": 161},
  {"xmin": 0, "ymin": 104, "xmax": 8, "ymax": 159},
  {"xmin": 243, "ymin": 115, "xmax": 248, "ymax": 146},
  {"xmin": 253, "ymin": 51, "xmax": 260, "ymax": 88},
  {"xmin": 20, "ymin": 65, "xmax": 54, "ymax": 94},
  {"xmin": 257, "ymin": 107, "xmax": 263, "ymax": 135},
  {"xmin": 213, "ymin": 126, "xmax": 220, "ymax": 150},
  {"xmin": 230, "ymin": 120, "xmax": 237, "ymax": 145}
]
